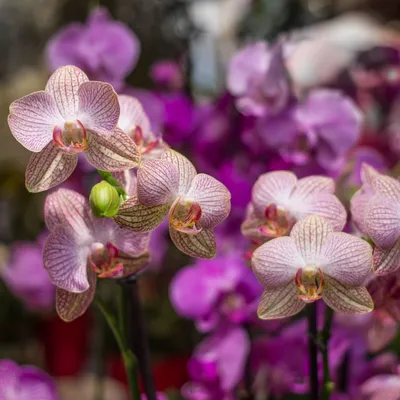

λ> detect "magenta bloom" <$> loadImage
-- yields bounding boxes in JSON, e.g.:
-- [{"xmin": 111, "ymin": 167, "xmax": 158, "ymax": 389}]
[
  {"xmin": 150, "ymin": 60, "xmax": 184, "ymax": 90},
  {"xmin": 8, "ymin": 65, "xmax": 140, "ymax": 192},
  {"xmin": 43, "ymin": 188, "xmax": 150, "ymax": 321},
  {"xmin": 252, "ymin": 215, "xmax": 373, "ymax": 319},
  {"xmin": 0, "ymin": 360, "xmax": 58, "ymax": 400},
  {"xmin": 141, "ymin": 394, "xmax": 167, "ymax": 400},
  {"xmin": 170, "ymin": 253, "xmax": 262, "ymax": 332},
  {"xmin": 1, "ymin": 238, "xmax": 55, "ymax": 312},
  {"xmin": 360, "ymin": 375, "xmax": 400, "ymax": 399},
  {"xmin": 242, "ymin": 171, "xmax": 346, "ymax": 243},
  {"xmin": 46, "ymin": 7, "xmax": 140, "ymax": 89},
  {"xmin": 115, "ymin": 149, "xmax": 231, "ymax": 259}
]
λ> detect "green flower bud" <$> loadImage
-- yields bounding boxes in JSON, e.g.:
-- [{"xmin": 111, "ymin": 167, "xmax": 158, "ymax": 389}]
[{"xmin": 89, "ymin": 181, "xmax": 121, "ymax": 218}]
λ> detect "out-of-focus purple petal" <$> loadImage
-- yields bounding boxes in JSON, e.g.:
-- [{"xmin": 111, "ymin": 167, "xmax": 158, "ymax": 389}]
[{"xmin": 373, "ymin": 239, "xmax": 400, "ymax": 275}]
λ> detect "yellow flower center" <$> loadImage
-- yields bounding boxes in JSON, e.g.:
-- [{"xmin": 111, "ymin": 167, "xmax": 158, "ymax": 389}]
[
  {"xmin": 259, "ymin": 203, "xmax": 292, "ymax": 238},
  {"xmin": 169, "ymin": 197, "xmax": 202, "ymax": 234},
  {"xmin": 53, "ymin": 120, "xmax": 87, "ymax": 153},
  {"xmin": 295, "ymin": 265, "xmax": 325, "ymax": 303},
  {"xmin": 88, "ymin": 242, "xmax": 124, "ymax": 279}
]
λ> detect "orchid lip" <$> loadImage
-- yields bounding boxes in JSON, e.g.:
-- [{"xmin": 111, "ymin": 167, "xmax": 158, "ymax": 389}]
[
  {"xmin": 53, "ymin": 120, "xmax": 88, "ymax": 154},
  {"xmin": 259, "ymin": 203, "xmax": 292, "ymax": 238},
  {"xmin": 130, "ymin": 124, "xmax": 160, "ymax": 155},
  {"xmin": 88, "ymin": 242, "xmax": 124, "ymax": 279},
  {"xmin": 295, "ymin": 266, "xmax": 325, "ymax": 303},
  {"xmin": 170, "ymin": 197, "xmax": 202, "ymax": 234}
]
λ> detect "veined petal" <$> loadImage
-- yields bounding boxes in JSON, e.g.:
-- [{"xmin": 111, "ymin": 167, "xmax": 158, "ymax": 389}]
[
  {"xmin": 252, "ymin": 237, "xmax": 303, "ymax": 288},
  {"xmin": 85, "ymin": 128, "xmax": 140, "ymax": 171},
  {"xmin": 45, "ymin": 188, "xmax": 93, "ymax": 233},
  {"xmin": 319, "ymin": 232, "xmax": 373, "ymax": 286},
  {"xmin": 120, "ymin": 250, "xmax": 151, "ymax": 277},
  {"xmin": 361, "ymin": 163, "xmax": 380, "ymax": 185},
  {"xmin": 8, "ymin": 91, "xmax": 62, "ymax": 152},
  {"xmin": 350, "ymin": 185, "xmax": 374, "ymax": 235},
  {"xmin": 374, "ymin": 239, "xmax": 400, "ymax": 275},
  {"xmin": 56, "ymin": 268, "xmax": 97, "ymax": 322},
  {"xmin": 45, "ymin": 65, "xmax": 88, "ymax": 120},
  {"xmin": 162, "ymin": 149, "xmax": 197, "ymax": 195},
  {"xmin": 43, "ymin": 226, "xmax": 91, "ymax": 292},
  {"xmin": 114, "ymin": 195, "xmax": 169, "ymax": 232},
  {"xmin": 322, "ymin": 277, "xmax": 373, "ymax": 314},
  {"xmin": 169, "ymin": 227, "xmax": 216, "ymax": 259},
  {"xmin": 186, "ymin": 174, "xmax": 231, "ymax": 229},
  {"xmin": 112, "ymin": 170, "xmax": 137, "ymax": 197},
  {"xmin": 257, "ymin": 284, "xmax": 306, "ymax": 320},
  {"xmin": 118, "ymin": 95, "xmax": 151, "ymax": 137},
  {"xmin": 293, "ymin": 176, "xmax": 335, "ymax": 198},
  {"xmin": 137, "ymin": 159, "xmax": 179, "ymax": 206},
  {"xmin": 25, "ymin": 142, "xmax": 78, "ymax": 192},
  {"xmin": 290, "ymin": 215, "xmax": 333, "ymax": 264},
  {"xmin": 371, "ymin": 175, "xmax": 400, "ymax": 202},
  {"xmin": 252, "ymin": 171, "xmax": 297, "ymax": 216},
  {"xmin": 78, "ymin": 81, "xmax": 119, "ymax": 131}
]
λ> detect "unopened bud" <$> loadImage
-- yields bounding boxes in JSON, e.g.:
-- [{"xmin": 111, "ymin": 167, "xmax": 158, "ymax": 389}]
[{"xmin": 89, "ymin": 181, "xmax": 120, "ymax": 218}]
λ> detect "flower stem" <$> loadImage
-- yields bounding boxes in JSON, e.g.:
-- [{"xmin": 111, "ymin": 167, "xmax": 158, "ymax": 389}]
[
  {"xmin": 321, "ymin": 307, "xmax": 334, "ymax": 399},
  {"xmin": 95, "ymin": 297, "xmax": 141, "ymax": 400},
  {"xmin": 308, "ymin": 302, "xmax": 319, "ymax": 400},
  {"xmin": 243, "ymin": 323, "xmax": 254, "ymax": 400}
]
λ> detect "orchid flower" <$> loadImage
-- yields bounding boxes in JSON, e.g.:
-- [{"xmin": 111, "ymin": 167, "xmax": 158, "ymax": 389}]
[
  {"xmin": 115, "ymin": 149, "xmax": 231, "ymax": 258},
  {"xmin": 8, "ymin": 65, "xmax": 140, "ymax": 192},
  {"xmin": 43, "ymin": 188, "xmax": 150, "ymax": 321},
  {"xmin": 241, "ymin": 171, "xmax": 346, "ymax": 244},
  {"xmin": 251, "ymin": 215, "xmax": 373, "ymax": 319}
]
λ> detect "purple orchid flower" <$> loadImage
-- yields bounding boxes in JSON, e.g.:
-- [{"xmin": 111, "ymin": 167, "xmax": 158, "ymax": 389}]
[
  {"xmin": 252, "ymin": 215, "xmax": 373, "ymax": 319},
  {"xmin": 42, "ymin": 188, "xmax": 150, "ymax": 321},
  {"xmin": 46, "ymin": 7, "xmax": 140, "ymax": 90},
  {"xmin": 150, "ymin": 60, "xmax": 184, "ymax": 91},
  {"xmin": 8, "ymin": 65, "xmax": 140, "ymax": 192},
  {"xmin": 170, "ymin": 253, "xmax": 262, "ymax": 332},
  {"xmin": 0, "ymin": 360, "xmax": 58, "ymax": 400},
  {"xmin": 360, "ymin": 374, "xmax": 400, "ymax": 399},
  {"xmin": 115, "ymin": 149, "xmax": 231, "ymax": 259}
]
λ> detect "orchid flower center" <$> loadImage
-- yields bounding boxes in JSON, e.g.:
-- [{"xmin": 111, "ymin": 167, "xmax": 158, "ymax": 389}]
[
  {"xmin": 88, "ymin": 242, "xmax": 124, "ymax": 279},
  {"xmin": 169, "ymin": 197, "xmax": 202, "ymax": 234},
  {"xmin": 259, "ymin": 203, "xmax": 292, "ymax": 237},
  {"xmin": 129, "ymin": 125, "xmax": 159, "ymax": 155},
  {"xmin": 53, "ymin": 120, "xmax": 87, "ymax": 154},
  {"xmin": 295, "ymin": 265, "xmax": 325, "ymax": 303}
]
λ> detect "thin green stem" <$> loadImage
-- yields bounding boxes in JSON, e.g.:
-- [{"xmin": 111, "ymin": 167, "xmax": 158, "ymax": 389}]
[{"xmin": 320, "ymin": 307, "xmax": 334, "ymax": 399}]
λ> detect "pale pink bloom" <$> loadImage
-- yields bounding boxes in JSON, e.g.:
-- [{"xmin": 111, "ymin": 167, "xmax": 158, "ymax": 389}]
[
  {"xmin": 8, "ymin": 65, "xmax": 140, "ymax": 192},
  {"xmin": 359, "ymin": 375, "xmax": 400, "ymax": 400},
  {"xmin": 241, "ymin": 171, "xmax": 346, "ymax": 244},
  {"xmin": 251, "ymin": 215, "xmax": 373, "ymax": 319},
  {"xmin": 43, "ymin": 188, "xmax": 150, "ymax": 321},
  {"xmin": 115, "ymin": 149, "xmax": 231, "ymax": 259}
]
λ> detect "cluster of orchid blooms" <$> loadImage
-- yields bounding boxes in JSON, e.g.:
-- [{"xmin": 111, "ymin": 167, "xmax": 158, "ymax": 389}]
[{"xmin": 2, "ymin": 6, "xmax": 400, "ymax": 400}]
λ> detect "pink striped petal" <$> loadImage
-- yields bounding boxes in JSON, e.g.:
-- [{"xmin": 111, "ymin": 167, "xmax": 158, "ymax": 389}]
[
  {"xmin": 292, "ymin": 176, "xmax": 335, "ymax": 198},
  {"xmin": 118, "ymin": 95, "xmax": 151, "ymax": 138},
  {"xmin": 252, "ymin": 237, "xmax": 304, "ymax": 288},
  {"xmin": 169, "ymin": 227, "xmax": 217, "ymax": 259},
  {"xmin": 257, "ymin": 284, "xmax": 306, "ymax": 320},
  {"xmin": 162, "ymin": 149, "xmax": 197, "ymax": 195},
  {"xmin": 374, "ymin": 239, "xmax": 400, "ymax": 275},
  {"xmin": 120, "ymin": 250, "xmax": 151, "ymax": 277},
  {"xmin": 78, "ymin": 81, "xmax": 119, "ymax": 131},
  {"xmin": 45, "ymin": 65, "xmax": 88, "ymax": 120},
  {"xmin": 371, "ymin": 174, "xmax": 400, "ymax": 202},
  {"xmin": 114, "ymin": 195, "xmax": 169, "ymax": 232},
  {"xmin": 43, "ymin": 226, "xmax": 92, "ymax": 292},
  {"xmin": 45, "ymin": 188, "xmax": 93, "ymax": 233},
  {"xmin": 241, "ymin": 206, "xmax": 270, "ymax": 243},
  {"xmin": 56, "ymin": 268, "xmax": 97, "ymax": 322},
  {"xmin": 112, "ymin": 170, "xmax": 137, "ymax": 196},
  {"xmin": 8, "ymin": 91, "xmax": 62, "ymax": 152},
  {"xmin": 319, "ymin": 232, "xmax": 373, "ymax": 285},
  {"xmin": 361, "ymin": 163, "xmax": 380, "ymax": 185},
  {"xmin": 252, "ymin": 171, "xmax": 297, "ymax": 216},
  {"xmin": 25, "ymin": 142, "xmax": 78, "ymax": 192},
  {"xmin": 365, "ymin": 195, "xmax": 400, "ymax": 248},
  {"xmin": 350, "ymin": 185, "xmax": 374, "ymax": 234},
  {"xmin": 137, "ymin": 159, "xmax": 179, "ymax": 206},
  {"xmin": 290, "ymin": 215, "xmax": 333, "ymax": 264},
  {"xmin": 85, "ymin": 128, "xmax": 140, "ymax": 171},
  {"xmin": 322, "ymin": 277, "xmax": 373, "ymax": 314},
  {"xmin": 186, "ymin": 174, "xmax": 231, "ymax": 229}
]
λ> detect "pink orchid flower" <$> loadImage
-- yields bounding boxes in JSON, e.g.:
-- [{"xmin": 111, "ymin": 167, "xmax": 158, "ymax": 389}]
[
  {"xmin": 43, "ymin": 188, "xmax": 150, "ymax": 321},
  {"xmin": 8, "ymin": 65, "xmax": 140, "ymax": 192},
  {"xmin": 241, "ymin": 171, "xmax": 347, "ymax": 244},
  {"xmin": 115, "ymin": 149, "xmax": 231, "ymax": 259},
  {"xmin": 251, "ymin": 215, "xmax": 373, "ymax": 319}
]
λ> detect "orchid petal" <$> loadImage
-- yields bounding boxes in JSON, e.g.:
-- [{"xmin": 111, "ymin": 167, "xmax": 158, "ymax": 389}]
[
  {"xmin": 374, "ymin": 239, "xmax": 400, "ymax": 275},
  {"xmin": 78, "ymin": 81, "xmax": 119, "ymax": 130},
  {"xmin": 169, "ymin": 227, "xmax": 216, "ymax": 259},
  {"xmin": 252, "ymin": 237, "xmax": 303, "ymax": 288},
  {"xmin": 43, "ymin": 226, "xmax": 91, "ymax": 292},
  {"xmin": 257, "ymin": 284, "xmax": 306, "ymax": 320},
  {"xmin": 241, "ymin": 206, "xmax": 271, "ymax": 242},
  {"xmin": 162, "ymin": 149, "xmax": 197, "ymax": 195},
  {"xmin": 252, "ymin": 171, "xmax": 297, "ymax": 216},
  {"xmin": 85, "ymin": 128, "xmax": 140, "ymax": 171},
  {"xmin": 8, "ymin": 91, "xmax": 62, "ymax": 152},
  {"xmin": 120, "ymin": 250, "xmax": 151, "ymax": 277},
  {"xmin": 290, "ymin": 215, "xmax": 333, "ymax": 264},
  {"xmin": 350, "ymin": 185, "xmax": 374, "ymax": 234},
  {"xmin": 186, "ymin": 173, "xmax": 231, "ymax": 229},
  {"xmin": 323, "ymin": 277, "xmax": 373, "ymax": 314},
  {"xmin": 118, "ymin": 94, "xmax": 151, "ymax": 138},
  {"xmin": 292, "ymin": 176, "xmax": 335, "ymax": 198},
  {"xmin": 137, "ymin": 159, "xmax": 179, "ymax": 206},
  {"xmin": 45, "ymin": 65, "xmax": 88, "ymax": 120},
  {"xmin": 370, "ymin": 174, "xmax": 400, "ymax": 202},
  {"xmin": 25, "ymin": 142, "xmax": 78, "ymax": 192},
  {"xmin": 112, "ymin": 170, "xmax": 137, "ymax": 197},
  {"xmin": 319, "ymin": 232, "xmax": 372, "ymax": 285},
  {"xmin": 360, "ymin": 163, "xmax": 380, "ymax": 185},
  {"xmin": 45, "ymin": 188, "xmax": 93, "ymax": 233},
  {"xmin": 56, "ymin": 268, "xmax": 97, "ymax": 322},
  {"xmin": 365, "ymin": 194, "xmax": 400, "ymax": 248},
  {"xmin": 114, "ymin": 195, "xmax": 169, "ymax": 232}
]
